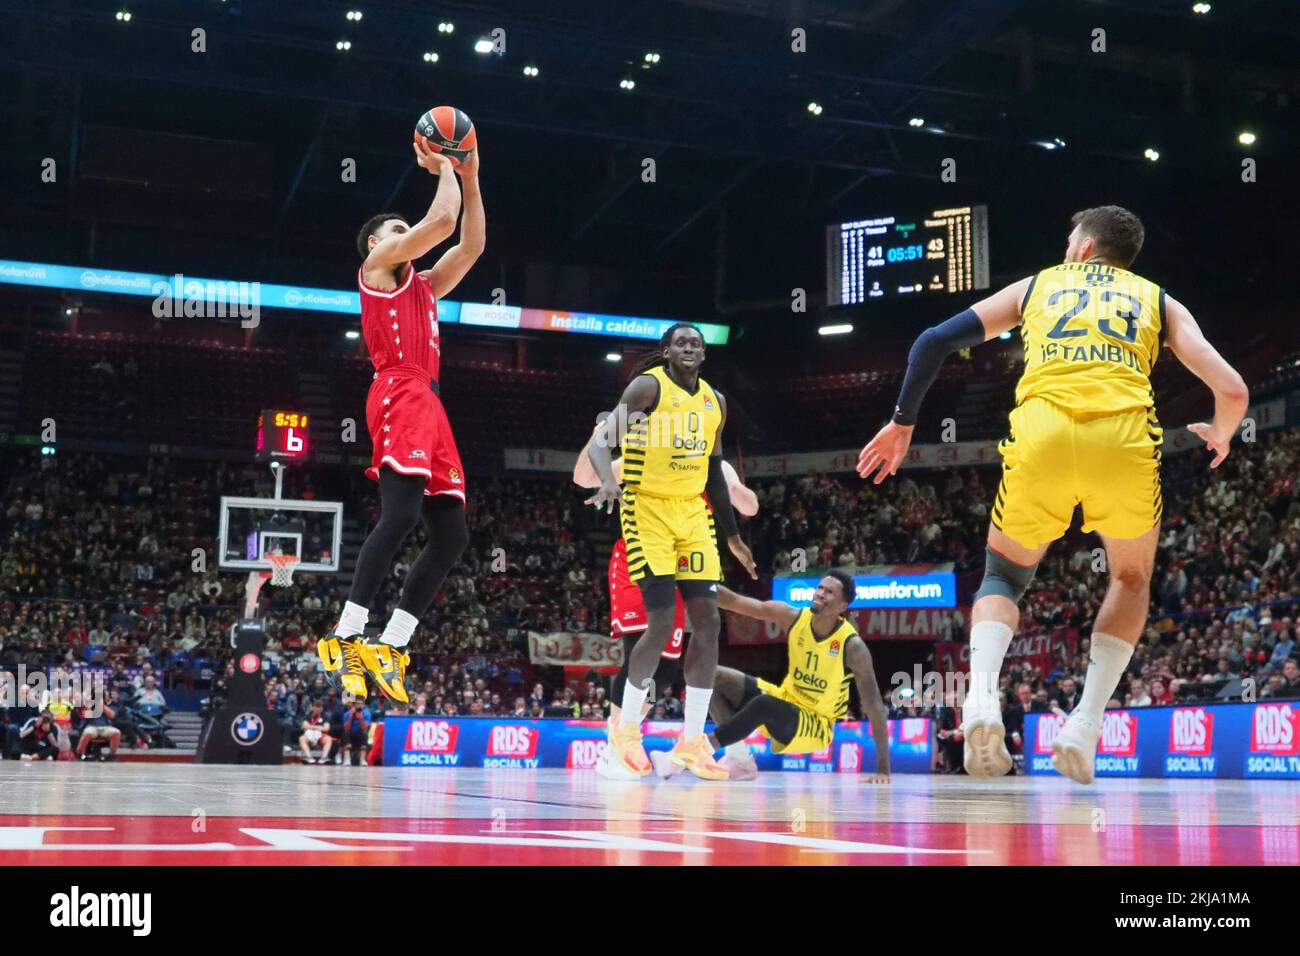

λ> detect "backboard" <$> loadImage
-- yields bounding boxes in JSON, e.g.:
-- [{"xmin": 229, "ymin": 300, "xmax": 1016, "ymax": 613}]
[{"xmin": 217, "ymin": 496, "xmax": 344, "ymax": 573}]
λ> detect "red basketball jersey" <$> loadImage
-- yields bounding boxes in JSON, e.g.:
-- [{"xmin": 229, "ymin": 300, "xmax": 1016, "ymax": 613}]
[{"xmin": 358, "ymin": 264, "xmax": 442, "ymax": 381}]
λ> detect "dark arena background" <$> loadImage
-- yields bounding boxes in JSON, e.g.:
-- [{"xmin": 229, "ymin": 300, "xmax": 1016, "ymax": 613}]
[{"xmin": 0, "ymin": 0, "xmax": 1298, "ymax": 924}]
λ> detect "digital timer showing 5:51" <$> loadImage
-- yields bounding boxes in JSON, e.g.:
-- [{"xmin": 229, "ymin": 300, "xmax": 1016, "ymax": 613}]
[
  {"xmin": 885, "ymin": 244, "xmax": 924, "ymax": 263},
  {"xmin": 274, "ymin": 412, "xmax": 309, "ymax": 429}
]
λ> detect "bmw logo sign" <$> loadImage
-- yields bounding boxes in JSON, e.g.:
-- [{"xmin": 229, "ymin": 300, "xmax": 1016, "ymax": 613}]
[{"xmin": 231, "ymin": 712, "xmax": 264, "ymax": 746}]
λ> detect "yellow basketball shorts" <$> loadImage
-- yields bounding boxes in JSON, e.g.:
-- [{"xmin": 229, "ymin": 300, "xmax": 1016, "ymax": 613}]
[
  {"xmin": 754, "ymin": 678, "xmax": 835, "ymax": 755},
  {"xmin": 619, "ymin": 488, "xmax": 721, "ymax": 582},
  {"xmin": 992, "ymin": 396, "xmax": 1163, "ymax": 548}
]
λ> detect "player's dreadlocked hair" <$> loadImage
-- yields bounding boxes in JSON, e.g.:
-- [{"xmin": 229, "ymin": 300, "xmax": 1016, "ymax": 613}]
[{"xmin": 623, "ymin": 322, "xmax": 704, "ymax": 385}]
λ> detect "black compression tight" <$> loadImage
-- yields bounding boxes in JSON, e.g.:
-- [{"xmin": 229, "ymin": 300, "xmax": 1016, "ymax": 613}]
[{"xmin": 347, "ymin": 469, "xmax": 469, "ymax": 617}]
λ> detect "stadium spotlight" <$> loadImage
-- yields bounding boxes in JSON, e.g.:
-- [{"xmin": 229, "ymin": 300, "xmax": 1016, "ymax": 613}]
[
  {"xmin": 474, "ymin": 38, "xmax": 494, "ymax": 54},
  {"xmin": 605, "ymin": 353, "xmax": 621, "ymax": 362},
  {"xmin": 1237, "ymin": 131, "xmax": 1256, "ymax": 146},
  {"xmin": 423, "ymin": 52, "xmax": 439, "ymax": 63},
  {"xmin": 346, "ymin": 10, "xmax": 363, "ymax": 21},
  {"xmin": 115, "ymin": 10, "xmax": 132, "ymax": 21},
  {"xmin": 345, "ymin": 330, "xmax": 360, "ymax": 340},
  {"xmin": 807, "ymin": 101, "xmax": 824, "ymax": 115},
  {"xmin": 619, "ymin": 78, "xmax": 636, "ymax": 91},
  {"xmin": 1144, "ymin": 147, "xmax": 1160, "ymax": 162},
  {"xmin": 908, "ymin": 117, "xmax": 925, "ymax": 127},
  {"xmin": 336, "ymin": 40, "xmax": 352, "ymax": 51},
  {"xmin": 523, "ymin": 65, "xmax": 539, "ymax": 77},
  {"xmin": 643, "ymin": 52, "xmax": 661, "ymax": 64},
  {"xmin": 1192, "ymin": 3, "xmax": 1211, "ymax": 13},
  {"xmin": 818, "ymin": 323, "xmax": 853, "ymax": 336},
  {"xmin": 438, "ymin": 21, "xmax": 454, "ymax": 33}
]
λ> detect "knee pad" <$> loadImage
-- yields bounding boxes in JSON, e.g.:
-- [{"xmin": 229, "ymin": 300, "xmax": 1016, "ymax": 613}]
[{"xmin": 974, "ymin": 546, "xmax": 1039, "ymax": 603}]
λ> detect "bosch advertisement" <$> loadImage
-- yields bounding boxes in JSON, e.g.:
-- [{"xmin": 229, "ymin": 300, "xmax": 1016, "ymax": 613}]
[
  {"xmin": 771, "ymin": 570, "xmax": 957, "ymax": 609},
  {"xmin": 1025, "ymin": 701, "xmax": 1300, "ymax": 780},
  {"xmin": 383, "ymin": 717, "xmax": 933, "ymax": 773}
]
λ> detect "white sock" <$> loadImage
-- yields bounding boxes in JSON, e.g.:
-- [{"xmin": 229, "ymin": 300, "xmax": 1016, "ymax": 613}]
[
  {"xmin": 1076, "ymin": 632, "xmax": 1134, "ymax": 730},
  {"xmin": 620, "ymin": 680, "xmax": 649, "ymax": 728},
  {"xmin": 684, "ymin": 686, "xmax": 712, "ymax": 740},
  {"xmin": 335, "ymin": 601, "xmax": 369, "ymax": 639},
  {"xmin": 725, "ymin": 741, "xmax": 749, "ymax": 761},
  {"xmin": 380, "ymin": 609, "xmax": 419, "ymax": 648},
  {"xmin": 967, "ymin": 620, "xmax": 1013, "ymax": 713}
]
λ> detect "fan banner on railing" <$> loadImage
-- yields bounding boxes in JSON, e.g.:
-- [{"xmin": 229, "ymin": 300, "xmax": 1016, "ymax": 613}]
[
  {"xmin": 935, "ymin": 626, "xmax": 1078, "ymax": 675},
  {"xmin": 527, "ymin": 631, "xmax": 624, "ymax": 668}
]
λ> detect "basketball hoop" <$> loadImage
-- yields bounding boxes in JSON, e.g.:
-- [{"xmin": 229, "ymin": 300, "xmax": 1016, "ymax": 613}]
[{"xmin": 266, "ymin": 553, "xmax": 300, "ymax": 587}]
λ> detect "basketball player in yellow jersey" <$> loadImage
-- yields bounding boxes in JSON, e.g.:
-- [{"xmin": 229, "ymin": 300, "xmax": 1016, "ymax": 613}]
[
  {"xmin": 857, "ymin": 206, "xmax": 1249, "ymax": 784},
  {"xmin": 587, "ymin": 323, "xmax": 757, "ymax": 780},
  {"xmin": 651, "ymin": 570, "xmax": 891, "ymax": 783}
]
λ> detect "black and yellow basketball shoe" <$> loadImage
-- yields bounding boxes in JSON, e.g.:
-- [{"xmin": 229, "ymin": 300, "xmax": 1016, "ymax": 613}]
[
  {"xmin": 360, "ymin": 641, "xmax": 410, "ymax": 703},
  {"xmin": 316, "ymin": 635, "xmax": 369, "ymax": 698}
]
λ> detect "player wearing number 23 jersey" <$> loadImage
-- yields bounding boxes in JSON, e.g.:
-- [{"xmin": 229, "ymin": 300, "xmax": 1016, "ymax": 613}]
[
  {"xmin": 995, "ymin": 260, "xmax": 1166, "ymax": 545},
  {"xmin": 860, "ymin": 205, "xmax": 1249, "ymax": 786}
]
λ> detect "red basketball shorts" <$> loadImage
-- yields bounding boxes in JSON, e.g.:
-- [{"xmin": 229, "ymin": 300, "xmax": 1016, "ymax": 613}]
[{"xmin": 364, "ymin": 372, "xmax": 465, "ymax": 502}]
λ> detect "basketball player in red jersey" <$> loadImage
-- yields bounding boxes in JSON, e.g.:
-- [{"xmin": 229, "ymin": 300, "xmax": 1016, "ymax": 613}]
[
  {"xmin": 316, "ymin": 138, "xmax": 484, "ymax": 701},
  {"xmin": 572, "ymin": 425, "xmax": 759, "ymax": 779}
]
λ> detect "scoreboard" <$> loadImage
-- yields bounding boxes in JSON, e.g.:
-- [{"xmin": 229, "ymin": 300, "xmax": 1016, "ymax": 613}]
[
  {"xmin": 828, "ymin": 204, "xmax": 989, "ymax": 305},
  {"xmin": 256, "ymin": 409, "xmax": 310, "ymax": 462}
]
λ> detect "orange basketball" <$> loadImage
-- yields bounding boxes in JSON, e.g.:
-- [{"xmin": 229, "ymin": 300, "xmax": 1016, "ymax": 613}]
[{"xmin": 414, "ymin": 106, "xmax": 477, "ymax": 165}]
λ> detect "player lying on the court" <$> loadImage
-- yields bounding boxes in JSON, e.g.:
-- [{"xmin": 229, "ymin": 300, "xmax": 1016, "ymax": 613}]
[
  {"xmin": 857, "ymin": 205, "xmax": 1248, "ymax": 784},
  {"xmin": 586, "ymin": 323, "xmax": 758, "ymax": 780},
  {"xmin": 651, "ymin": 570, "xmax": 890, "ymax": 783},
  {"xmin": 317, "ymin": 137, "xmax": 484, "ymax": 702},
  {"xmin": 571, "ymin": 424, "xmax": 760, "ymax": 780}
]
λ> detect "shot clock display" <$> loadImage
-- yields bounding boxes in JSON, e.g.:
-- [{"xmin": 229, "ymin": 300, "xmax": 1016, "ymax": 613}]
[
  {"xmin": 256, "ymin": 409, "xmax": 310, "ymax": 462},
  {"xmin": 828, "ymin": 204, "xmax": 989, "ymax": 305}
]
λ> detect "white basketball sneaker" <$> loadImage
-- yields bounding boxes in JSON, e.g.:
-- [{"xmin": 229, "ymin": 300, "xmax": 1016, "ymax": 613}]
[
  {"xmin": 717, "ymin": 748, "xmax": 758, "ymax": 781},
  {"xmin": 962, "ymin": 709, "xmax": 1013, "ymax": 778},
  {"xmin": 1050, "ymin": 714, "xmax": 1101, "ymax": 785},
  {"xmin": 649, "ymin": 748, "xmax": 684, "ymax": 779}
]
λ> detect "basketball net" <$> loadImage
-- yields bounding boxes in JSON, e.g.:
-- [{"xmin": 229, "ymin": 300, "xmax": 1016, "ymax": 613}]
[
  {"xmin": 242, "ymin": 553, "xmax": 299, "ymax": 618},
  {"xmin": 266, "ymin": 553, "xmax": 299, "ymax": 587}
]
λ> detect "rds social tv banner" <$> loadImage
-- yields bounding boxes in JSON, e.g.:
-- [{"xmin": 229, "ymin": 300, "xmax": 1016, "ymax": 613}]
[
  {"xmin": 383, "ymin": 717, "xmax": 932, "ymax": 773},
  {"xmin": 1025, "ymin": 701, "xmax": 1300, "ymax": 779}
]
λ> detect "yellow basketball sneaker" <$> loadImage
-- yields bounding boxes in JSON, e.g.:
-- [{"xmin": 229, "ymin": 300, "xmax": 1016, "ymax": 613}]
[
  {"xmin": 360, "ymin": 641, "xmax": 410, "ymax": 703},
  {"xmin": 668, "ymin": 735, "xmax": 730, "ymax": 780},
  {"xmin": 316, "ymin": 635, "xmax": 369, "ymax": 698},
  {"xmin": 609, "ymin": 721, "xmax": 652, "ymax": 777}
]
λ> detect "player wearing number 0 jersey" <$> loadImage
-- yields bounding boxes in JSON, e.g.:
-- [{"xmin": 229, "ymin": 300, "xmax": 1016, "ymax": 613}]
[
  {"xmin": 586, "ymin": 324, "xmax": 758, "ymax": 781},
  {"xmin": 572, "ymin": 427, "xmax": 759, "ymax": 780},
  {"xmin": 859, "ymin": 206, "xmax": 1248, "ymax": 784}
]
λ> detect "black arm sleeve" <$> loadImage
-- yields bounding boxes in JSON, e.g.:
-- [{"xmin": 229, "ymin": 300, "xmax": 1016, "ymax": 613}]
[
  {"xmin": 705, "ymin": 455, "xmax": 740, "ymax": 538},
  {"xmin": 891, "ymin": 308, "xmax": 986, "ymax": 425}
]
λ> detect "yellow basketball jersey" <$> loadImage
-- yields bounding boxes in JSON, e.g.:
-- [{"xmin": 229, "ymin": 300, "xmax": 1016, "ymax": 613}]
[
  {"xmin": 621, "ymin": 365, "xmax": 721, "ymax": 498},
  {"xmin": 776, "ymin": 609, "xmax": 855, "ymax": 722},
  {"xmin": 1016, "ymin": 262, "xmax": 1165, "ymax": 414}
]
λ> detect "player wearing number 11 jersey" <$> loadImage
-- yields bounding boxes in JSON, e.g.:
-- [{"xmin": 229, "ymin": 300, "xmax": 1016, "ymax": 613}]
[{"xmin": 858, "ymin": 205, "xmax": 1248, "ymax": 785}]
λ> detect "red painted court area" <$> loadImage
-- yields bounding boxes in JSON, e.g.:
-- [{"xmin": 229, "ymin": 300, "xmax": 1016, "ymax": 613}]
[
  {"xmin": 2, "ymin": 813, "xmax": 1298, "ymax": 866},
  {"xmin": 0, "ymin": 764, "xmax": 1296, "ymax": 866}
]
